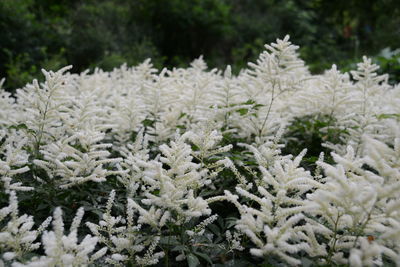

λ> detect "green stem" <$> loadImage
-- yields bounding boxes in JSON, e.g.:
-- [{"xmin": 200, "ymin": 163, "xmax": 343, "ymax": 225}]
[
  {"xmin": 352, "ymin": 202, "xmax": 375, "ymax": 248},
  {"xmin": 258, "ymin": 81, "xmax": 276, "ymax": 137},
  {"xmin": 327, "ymin": 212, "xmax": 341, "ymax": 265}
]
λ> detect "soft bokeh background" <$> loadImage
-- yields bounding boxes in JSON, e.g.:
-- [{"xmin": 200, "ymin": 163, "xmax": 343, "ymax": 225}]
[{"xmin": 1, "ymin": 0, "xmax": 399, "ymax": 91}]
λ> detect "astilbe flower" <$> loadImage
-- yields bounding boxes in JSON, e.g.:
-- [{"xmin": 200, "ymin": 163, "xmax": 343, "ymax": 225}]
[
  {"xmin": 179, "ymin": 57, "xmax": 221, "ymax": 124},
  {"xmin": 128, "ymin": 133, "xmax": 212, "ymax": 227},
  {"xmin": 295, "ymin": 64, "xmax": 355, "ymax": 118},
  {"xmin": 69, "ymin": 68, "xmax": 122, "ymax": 136},
  {"xmin": 185, "ymin": 214, "xmax": 219, "ymax": 238},
  {"xmin": 305, "ymin": 135, "xmax": 400, "ymax": 265},
  {"xmin": 171, "ymin": 214, "xmax": 221, "ymax": 261},
  {"xmin": 0, "ymin": 130, "xmax": 32, "ymax": 192},
  {"xmin": 59, "ymin": 88, "xmax": 117, "ymax": 136},
  {"xmin": 212, "ymin": 65, "xmax": 247, "ymax": 131},
  {"xmin": 225, "ymin": 139, "xmax": 321, "ymax": 266},
  {"xmin": 332, "ymin": 57, "xmax": 390, "ymax": 155},
  {"xmin": 15, "ymin": 66, "xmax": 74, "ymax": 152},
  {"xmin": 183, "ymin": 124, "xmax": 234, "ymax": 186},
  {"xmin": 288, "ymin": 57, "xmax": 397, "ymax": 157},
  {"xmin": 224, "ymin": 230, "xmax": 244, "ymax": 253},
  {"xmin": 117, "ymin": 128, "xmax": 227, "ymax": 229},
  {"xmin": 237, "ymin": 35, "xmax": 309, "ymax": 138},
  {"xmin": 0, "ymin": 35, "xmax": 399, "ymax": 266},
  {"xmin": 33, "ymin": 129, "xmax": 122, "ymax": 188},
  {"xmin": 14, "ymin": 207, "xmax": 107, "ymax": 267},
  {"xmin": 0, "ymin": 192, "xmax": 51, "ymax": 265},
  {"xmin": 184, "ymin": 124, "xmax": 232, "ymax": 162},
  {"xmin": 381, "ymin": 82, "xmax": 400, "ymax": 120},
  {"xmin": 86, "ymin": 190, "xmax": 164, "ymax": 266},
  {"xmin": 4, "ymin": 36, "xmax": 397, "ymax": 151},
  {"xmin": 109, "ymin": 85, "xmax": 146, "ymax": 146},
  {"xmin": 141, "ymin": 68, "xmax": 179, "ymax": 143},
  {"xmin": 294, "ymin": 64, "xmax": 358, "ymax": 147},
  {"xmin": 0, "ymin": 79, "xmax": 19, "ymax": 127},
  {"xmin": 116, "ymin": 129, "xmax": 152, "ymax": 197}
]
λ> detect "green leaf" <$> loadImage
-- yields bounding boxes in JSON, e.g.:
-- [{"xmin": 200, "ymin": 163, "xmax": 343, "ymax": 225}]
[
  {"xmin": 159, "ymin": 236, "xmax": 179, "ymax": 245},
  {"xmin": 300, "ymin": 257, "xmax": 313, "ymax": 267},
  {"xmin": 243, "ymin": 99, "xmax": 256, "ymax": 105},
  {"xmin": 193, "ymin": 252, "xmax": 213, "ymax": 264},
  {"xmin": 225, "ymin": 217, "xmax": 237, "ymax": 229},
  {"xmin": 171, "ymin": 245, "xmax": 188, "ymax": 252},
  {"xmin": 151, "ymin": 189, "xmax": 160, "ymax": 196},
  {"xmin": 142, "ymin": 119, "xmax": 155, "ymax": 127},
  {"xmin": 187, "ymin": 253, "xmax": 200, "ymax": 267},
  {"xmin": 376, "ymin": 113, "xmax": 400, "ymax": 120},
  {"xmin": 11, "ymin": 123, "xmax": 28, "ymax": 130},
  {"xmin": 178, "ymin": 112, "xmax": 187, "ymax": 119},
  {"xmin": 208, "ymin": 223, "xmax": 220, "ymax": 235},
  {"xmin": 237, "ymin": 108, "xmax": 249, "ymax": 115},
  {"xmin": 8, "ymin": 123, "xmax": 36, "ymax": 135}
]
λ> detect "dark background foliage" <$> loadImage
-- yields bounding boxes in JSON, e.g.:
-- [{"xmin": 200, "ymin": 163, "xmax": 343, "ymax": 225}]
[{"xmin": 1, "ymin": 0, "xmax": 399, "ymax": 91}]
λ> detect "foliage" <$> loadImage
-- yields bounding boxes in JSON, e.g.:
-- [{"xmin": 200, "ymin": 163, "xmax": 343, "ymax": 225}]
[
  {"xmin": 1, "ymin": 0, "xmax": 399, "ymax": 91},
  {"xmin": 374, "ymin": 48, "xmax": 400, "ymax": 85}
]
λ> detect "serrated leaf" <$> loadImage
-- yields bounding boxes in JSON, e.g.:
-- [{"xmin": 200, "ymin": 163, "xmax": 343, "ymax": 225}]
[
  {"xmin": 208, "ymin": 223, "xmax": 220, "ymax": 235},
  {"xmin": 193, "ymin": 252, "xmax": 213, "ymax": 264},
  {"xmin": 187, "ymin": 253, "xmax": 200, "ymax": 267},
  {"xmin": 159, "ymin": 236, "xmax": 179, "ymax": 245},
  {"xmin": 171, "ymin": 245, "xmax": 188, "ymax": 252}
]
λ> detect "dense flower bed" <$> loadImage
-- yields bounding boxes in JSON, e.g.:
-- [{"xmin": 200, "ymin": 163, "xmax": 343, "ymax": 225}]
[{"xmin": 1, "ymin": 36, "xmax": 399, "ymax": 266}]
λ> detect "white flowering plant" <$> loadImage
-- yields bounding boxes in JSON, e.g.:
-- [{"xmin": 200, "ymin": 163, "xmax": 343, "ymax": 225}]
[{"xmin": 0, "ymin": 36, "xmax": 399, "ymax": 266}]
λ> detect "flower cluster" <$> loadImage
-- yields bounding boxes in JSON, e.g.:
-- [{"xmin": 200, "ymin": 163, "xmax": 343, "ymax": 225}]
[
  {"xmin": 0, "ymin": 36, "xmax": 399, "ymax": 266},
  {"xmin": 86, "ymin": 190, "xmax": 164, "ymax": 266}
]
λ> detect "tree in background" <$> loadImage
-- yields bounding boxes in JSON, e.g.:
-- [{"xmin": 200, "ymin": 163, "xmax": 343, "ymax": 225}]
[{"xmin": 1, "ymin": 0, "xmax": 399, "ymax": 91}]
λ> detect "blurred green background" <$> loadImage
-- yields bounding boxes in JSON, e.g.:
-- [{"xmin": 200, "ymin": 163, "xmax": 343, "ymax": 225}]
[{"xmin": 1, "ymin": 0, "xmax": 399, "ymax": 91}]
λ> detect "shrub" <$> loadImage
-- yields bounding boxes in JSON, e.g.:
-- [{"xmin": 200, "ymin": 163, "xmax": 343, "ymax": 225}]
[{"xmin": 0, "ymin": 36, "xmax": 399, "ymax": 266}]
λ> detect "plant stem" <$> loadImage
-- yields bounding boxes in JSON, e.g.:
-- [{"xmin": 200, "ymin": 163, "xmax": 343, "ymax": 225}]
[
  {"xmin": 326, "ymin": 212, "xmax": 341, "ymax": 265},
  {"xmin": 258, "ymin": 81, "xmax": 276, "ymax": 137}
]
